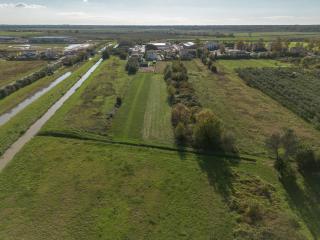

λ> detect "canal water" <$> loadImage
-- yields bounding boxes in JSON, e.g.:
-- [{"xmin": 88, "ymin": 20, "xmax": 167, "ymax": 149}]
[
  {"xmin": 0, "ymin": 58, "xmax": 103, "ymax": 172},
  {"xmin": 0, "ymin": 72, "xmax": 72, "ymax": 126}
]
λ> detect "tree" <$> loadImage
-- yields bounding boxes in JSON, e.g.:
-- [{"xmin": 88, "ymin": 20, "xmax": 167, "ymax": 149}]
[
  {"xmin": 266, "ymin": 133, "xmax": 282, "ymax": 161},
  {"xmin": 219, "ymin": 44, "xmax": 226, "ymax": 54},
  {"xmin": 125, "ymin": 58, "xmax": 139, "ymax": 75},
  {"xmin": 171, "ymin": 103, "xmax": 191, "ymax": 127},
  {"xmin": 193, "ymin": 109, "xmax": 222, "ymax": 150},
  {"xmin": 164, "ymin": 65, "xmax": 173, "ymax": 81},
  {"xmin": 281, "ymin": 129, "xmax": 299, "ymax": 159},
  {"xmin": 236, "ymin": 40, "xmax": 246, "ymax": 50},
  {"xmin": 102, "ymin": 49, "xmax": 110, "ymax": 60},
  {"xmin": 174, "ymin": 122, "xmax": 188, "ymax": 143}
]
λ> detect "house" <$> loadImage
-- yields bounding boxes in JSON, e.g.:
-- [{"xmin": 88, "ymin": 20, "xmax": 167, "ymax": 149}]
[
  {"xmin": 182, "ymin": 42, "xmax": 196, "ymax": 49},
  {"xmin": 146, "ymin": 50, "xmax": 158, "ymax": 61},
  {"xmin": 129, "ymin": 45, "xmax": 146, "ymax": 61},
  {"xmin": 179, "ymin": 48, "xmax": 197, "ymax": 60},
  {"xmin": 225, "ymin": 49, "xmax": 250, "ymax": 57},
  {"xmin": 148, "ymin": 42, "xmax": 171, "ymax": 51},
  {"xmin": 64, "ymin": 44, "xmax": 91, "ymax": 55},
  {"xmin": 205, "ymin": 42, "xmax": 219, "ymax": 51}
]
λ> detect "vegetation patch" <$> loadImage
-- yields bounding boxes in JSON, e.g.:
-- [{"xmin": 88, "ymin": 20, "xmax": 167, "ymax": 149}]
[{"xmin": 237, "ymin": 67, "xmax": 320, "ymax": 128}]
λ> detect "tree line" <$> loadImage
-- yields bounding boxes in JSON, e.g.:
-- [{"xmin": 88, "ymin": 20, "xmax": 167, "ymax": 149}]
[{"xmin": 164, "ymin": 61, "xmax": 236, "ymax": 153}]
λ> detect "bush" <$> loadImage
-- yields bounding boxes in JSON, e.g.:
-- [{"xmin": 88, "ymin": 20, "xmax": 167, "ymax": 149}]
[
  {"xmin": 102, "ymin": 49, "xmax": 110, "ymax": 60},
  {"xmin": 243, "ymin": 201, "xmax": 264, "ymax": 224},
  {"xmin": 167, "ymin": 85, "xmax": 176, "ymax": 104},
  {"xmin": 125, "ymin": 58, "xmax": 139, "ymax": 75},
  {"xmin": 171, "ymin": 103, "xmax": 191, "ymax": 127},
  {"xmin": 221, "ymin": 131, "xmax": 237, "ymax": 153},
  {"xmin": 193, "ymin": 109, "xmax": 222, "ymax": 150},
  {"xmin": 296, "ymin": 146, "xmax": 319, "ymax": 173},
  {"xmin": 211, "ymin": 65, "xmax": 218, "ymax": 73},
  {"xmin": 174, "ymin": 122, "xmax": 188, "ymax": 143}
]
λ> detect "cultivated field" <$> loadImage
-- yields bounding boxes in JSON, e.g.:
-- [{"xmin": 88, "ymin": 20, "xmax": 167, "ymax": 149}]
[
  {"xmin": 0, "ymin": 60, "xmax": 47, "ymax": 88},
  {"xmin": 186, "ymin": 59, "xmax": 320, "ymax": 156}
]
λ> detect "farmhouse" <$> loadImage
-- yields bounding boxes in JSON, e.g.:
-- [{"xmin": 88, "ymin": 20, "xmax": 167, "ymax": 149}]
[
  {"xmin": 205, "ymin": 42, "xmax": 219, "ymax": 51},
  {"xmin": 145, "ymin": 50, "xmax": 159, "ymax": 61},
  {"xmin": 148, "ymin": 42, "xmax": 171, "ymax": 51}
]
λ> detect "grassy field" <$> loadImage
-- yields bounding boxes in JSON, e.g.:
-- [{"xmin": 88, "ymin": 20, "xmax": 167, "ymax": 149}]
[
  {"xmin": 0, "ymin": 57, "xmax": 100, "ymax": 155},
  {"xmin": 112, "ymin": 72, "xmax": 174, "ymax": 146},
  {"xmin": 0, "ymin": 136, "xmax": 315, "ymax": 239},
  {"xmin": 217, "ymin": 59, "xmax": 290, "ymax": 72},
  {"xmin": 185, "ymin": 59, "xmax": 320, "ymax": 156},
  {"xmin": 42, "ymin": 57, "xmax": 174, "ymax": 147},
  {"xmin": 0, "ymin": 60, "xmax": 47, "ymax": 88},
  {"xmin": 42, "ymin": 57, "xmax": 133, "ymax": 137}
]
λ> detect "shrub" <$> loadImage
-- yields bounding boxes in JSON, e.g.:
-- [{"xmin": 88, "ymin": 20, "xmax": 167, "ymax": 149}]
[
  {"xmin": 243, "ymin": 201, "xmax": 264, "ymax": 224},
  {"xmin": 174, "ymin": 122, "xmax": 188, "ymax": 143},
  {"xmin": 171, "ymin": 103, "xmax": 191, "ymax": 127},
  {"xmin": 211, "ymin": 65, "xmax": 218, "ymax": 73},
  {"xmin": 167, "ymin": 85, "xmax": 176, "ymax": 104},
  {"xmin": 193, "ymin": 109, "xmax": 222, "ymax": 150},
  {"xmin": 296, "ymin": 146, "xmax": 319, "ymax": 173},
  {"xmin": 102, "ymin": 49, "xmax": 110, "ymax": 60},
  {"xmin": 125, "ymin": 58, "xmax": 139, "ymax": 75},
  {"xmin": 221, "ymin": 131, "xmax": 237, "ymax": 153}
]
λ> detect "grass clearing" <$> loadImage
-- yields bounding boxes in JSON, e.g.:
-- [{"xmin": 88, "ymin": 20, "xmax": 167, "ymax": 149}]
[
  {"xmin": 0, "ymin": 60, "xmax": 47, "ymax": 88},
  {"xmin": 0, "ymin": 135, "xmax": 314, "ymax": 239},
  {"xmin": 217, "ymin": 59, "xmax": 290, "ymax": 72},
  {"xmin": 112, "ymin": 72, "xmax": 174, "ymax": 146},
  {"xmin": 186, "ymin": 59, "xmax": 320, "ymax": 156}
]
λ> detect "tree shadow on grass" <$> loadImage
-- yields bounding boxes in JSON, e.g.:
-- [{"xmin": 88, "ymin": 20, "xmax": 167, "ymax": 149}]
[
  {"xmin": 281, "ymin": 174, "xmax": 320, "ymax": 239},
  {"xmin": 196, "ymin": 151, "xmax": 240, "ymax": 200}
]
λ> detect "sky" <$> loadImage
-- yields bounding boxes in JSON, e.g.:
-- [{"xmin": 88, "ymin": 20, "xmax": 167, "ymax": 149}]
[{"xmin": 0, "ymin": 0, "xmax": 319, "ymax": 25}]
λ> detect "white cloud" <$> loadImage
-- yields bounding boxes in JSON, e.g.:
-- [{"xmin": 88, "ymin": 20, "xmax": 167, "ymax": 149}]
[{"xmin": 0, "ymin": 2, "xmax": 46, "ymax": 9}]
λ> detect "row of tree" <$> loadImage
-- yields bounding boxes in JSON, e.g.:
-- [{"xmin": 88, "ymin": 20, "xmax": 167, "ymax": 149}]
[
  {"xmin": 0, "ymin": 61, "xmax": 62, "ymax": 100},
  {"xmin": 164, "ymin": 61, "xmax": 236, "ymax": 152}
]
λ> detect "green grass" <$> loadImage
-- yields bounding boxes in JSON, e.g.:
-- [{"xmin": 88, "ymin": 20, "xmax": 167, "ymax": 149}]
[
  {"xmin": 0, "ymin": 57, "xmax": 100, "ymax": 155},
  {"xmin": 112, "ymin": 72, "xmax": 174, "ymax": 146},
  {"xmin": 186, "ymin": 59, "xmax": 320, "ymax": 157},
  {"xmin": 42, "ymin": 57, "xmax": 133, "ymax": 137},
  {"xmin": 0, "ymin": 135, "xmax": 314, "ymax": 239},
  {"xmin": 0, "ymin": 60, "xmax": 47, "ymax": 88},
  {"xmin": 217, "ymin": 59, "xmax": 290, "ymax": 72}
]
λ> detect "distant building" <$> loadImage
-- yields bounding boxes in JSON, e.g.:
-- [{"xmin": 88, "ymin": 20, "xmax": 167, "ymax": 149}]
[
  {"xmin": 0, "ymin": 36, "xmax": 16, "ymax": 43},
  {"xmin": 179, "ymin": 48, "xmax": 197, "ymax": 60},
  {"xmin": 182, "ymin": 42, "xmax": 196, "ymax": 49},
  {"xmin": 148, "ymin": 42, "xmax": 171, "ymax": 51},
  {"xmin": 205, "ymin": 42, "xmax": 219, "ymax": 51},
  {"xmin": 225, "ymin": 49, "xmax": 250, "ymax": 57},
  {"xmin": 64, "ymin": 43, "xmax": 91, "ymax": 55},
  {"xmin": 146, "ymin": 50, "xmax": 158, "ymax": 61}
]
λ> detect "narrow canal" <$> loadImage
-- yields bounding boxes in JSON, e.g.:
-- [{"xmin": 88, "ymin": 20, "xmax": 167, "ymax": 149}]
[
  {"xmin": 0, "ymin": 72, "xmax": 72, "ymax": 126},
  {"xmin": 0, "ymin": 58, "xmax": 103, "ymax": 172}
]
